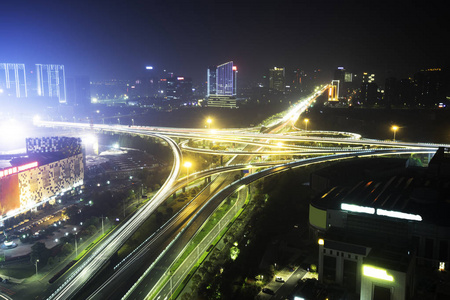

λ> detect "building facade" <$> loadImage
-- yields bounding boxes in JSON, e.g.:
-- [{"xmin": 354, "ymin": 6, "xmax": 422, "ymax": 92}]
[
  {"xmin": 36, "ymin": 64, "xmax": 67, "ymax": 104},
  {"xmin": 0, "ymin": 63, "xmax": 27, "ymax": 98},
  {"xmin": 309, "ymin": 151, "xmax": 450, "ymax": 299},
  {"xmin": 269, "ymin": 67, "xmax": 285, "ymax": 93},
  {"xmin": 215, "ymin": 61, "xmax": 237, "ymax": 96},
  {"xmin": 0, "ymin": 137, "xmax": 84, "ymax": 222}
]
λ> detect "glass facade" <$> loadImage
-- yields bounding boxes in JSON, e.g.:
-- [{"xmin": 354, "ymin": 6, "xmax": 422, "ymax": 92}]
[
  {"xmin": 0, "ymin": 63, "xmax": 28, "ymax": 98},
  {"xmin": 36, "ymin": 64, "xmax": 67, "ymax": 103},
  {"xmin": 212, "ymin": 61, "xmax": 237, "ymax": 96}
]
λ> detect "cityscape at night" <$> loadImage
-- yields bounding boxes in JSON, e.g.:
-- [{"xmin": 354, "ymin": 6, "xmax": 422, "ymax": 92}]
[{"xmin": 0, "ymin": 1, "xmax": 449, "ymax": 300}]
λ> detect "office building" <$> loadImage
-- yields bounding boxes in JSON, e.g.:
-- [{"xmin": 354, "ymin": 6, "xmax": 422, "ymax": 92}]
[
  {"xmin": 215, "ymin": 61, "xmax": 237, "ymax": 96},
  {"xmin": 66, "ymin": 76, "xmax": 91, "ymax": 107},
  {"xmin": 165, "ymin": 76, "xmax": 193, "ymax": 101},
  {"xmin": 36, "ymin": 64, "xmax": 67, "ymax": 104},
  {"xmin": 328, "ymin": 80, "xmax": 339, "ymax": 102},
  {"xmin": 360, "ymin": 72, "xmax": 378, "ymax": 105},
  {"xmin": 207, "ymin": 66, "xmax": 217, "ymax": 96},
  {"xmin": 0, "ymin": 137, "xmax": 84, "ymax": 223},
  {"xmin": 309, "ymin": 149, "xmax": 450, "ymax": 299},
  {"xmin": 269, "ymin": 67, "xmax": 285, "ymax": 93},
  {"xmin": 414, "ymin": 68, "xmax": 446, "ymax": 107},
  {"xmin": 0, "ymin": 63, "xmax": 27, "ymax": 98},
  {"xmin": 333, "ymin": 67, "xmax": 345, "ymax": 99}
]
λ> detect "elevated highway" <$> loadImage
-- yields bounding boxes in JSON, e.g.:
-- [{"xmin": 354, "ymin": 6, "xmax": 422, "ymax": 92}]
[{"xmin": 34, "ymin": 86, "xmax": 450, "ymax": 300}]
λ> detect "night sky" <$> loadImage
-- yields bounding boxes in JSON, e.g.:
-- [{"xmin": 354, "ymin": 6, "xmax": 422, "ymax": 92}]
[{"xmin": 1, "ymin": 0, "xmax": 448, "ymax": 85}]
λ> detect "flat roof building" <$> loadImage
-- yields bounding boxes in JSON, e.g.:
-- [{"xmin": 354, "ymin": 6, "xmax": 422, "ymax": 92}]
[{"xmin": 309, "ymin": 150, "xmax": 450, "ymax": 299}]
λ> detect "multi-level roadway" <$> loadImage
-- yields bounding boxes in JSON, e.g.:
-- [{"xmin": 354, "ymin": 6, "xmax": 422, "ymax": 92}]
[{"xmin": 37, "ymin": 87, "xmax": 449, "ymax": 300}]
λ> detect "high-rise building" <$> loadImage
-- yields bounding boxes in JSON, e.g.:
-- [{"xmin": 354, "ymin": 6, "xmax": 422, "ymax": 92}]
[
  {"xmin": 36, "ymin": 64, "xmax": 67, "ymax": 104},
  {"xmin": 207, "ymin": 66, "xmax": 217, "ymax": 96},
  {"xmin": 329, "ymin": 80, "xmax": 339, "ymax": 102},
  {"xmin": 66, "ymin": 76, "xmax": 91, "ymax": 107},
  {"xmin": 269, "ymin": 67, "xmax": 285, "ymax": 93},
  {"xmin": 0, "ymin": 63, "xmax": 28, "ymax": 98},
  {"xmin": 360, "ymin": 72, "xmax": 378, "ymax": 105},
  {"xmin": 414, "ymin": 68, "xmax": 446, "ymax": 107},
  {"xmin": 165, "ymin": 76, "xmax": 193, "ymax": 101},
  {"xmin": 216, "ymin": 61, "xmax": 237, "ymax": 96}
]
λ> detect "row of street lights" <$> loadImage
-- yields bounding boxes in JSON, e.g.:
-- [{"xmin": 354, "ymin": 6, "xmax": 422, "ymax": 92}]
[{"xmin": 301, "ymin": 118, "xmax": 400, "ymax": 141}]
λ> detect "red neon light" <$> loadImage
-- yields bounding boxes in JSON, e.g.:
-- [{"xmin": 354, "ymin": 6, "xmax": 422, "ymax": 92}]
[{"xmin": 0, "ymin": 161, "xmax": 38, "ymax": 179}]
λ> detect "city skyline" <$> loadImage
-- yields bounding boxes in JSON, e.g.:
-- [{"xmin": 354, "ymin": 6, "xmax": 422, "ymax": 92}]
[{"xmin": 0, "ymin": 1, "xmax": 448, "ymax": 84}]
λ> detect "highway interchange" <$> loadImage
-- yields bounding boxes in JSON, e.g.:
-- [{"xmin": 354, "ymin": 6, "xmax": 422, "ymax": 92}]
[{"xmin": 34, "ymin": 86, "xmax": 450, "ymax": 300}]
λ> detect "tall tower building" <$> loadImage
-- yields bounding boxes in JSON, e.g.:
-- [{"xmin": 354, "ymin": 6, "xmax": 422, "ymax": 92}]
[
  {"xmin": 361, "ymin": 72, "xmax": 378, "ymax": 105},
  {"xmin": 207, "ymin": 66, "xmax": 217, "ymax": 96},
  {"xmin": 36, "ymin": 64, "xmax": 67, "ymax": 104},
  {"xmin": 0, "ymin": 63, "xmax": 28, "ymax": 98},
  {"xmin": 269, "ymin": 67, "xmax": 285, "ymax": 93},
  {"xmin": 333, "ymin": 67, "xmax": 346, "ymax": 99},
  {"xmin": 414, "ymin": 68, "xmax": 446, "ymax": 107},
  {"xmin": 216, "ymin": 61, "xmax": 237, "ymax": 96},
  {"xmin": 66, "ymin": 76, "xmax": 91, "ymax": 107}
]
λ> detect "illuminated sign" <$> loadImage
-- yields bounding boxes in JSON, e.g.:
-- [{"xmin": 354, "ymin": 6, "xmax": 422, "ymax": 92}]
[
  {"xmin": 363, "ymin": 265, "xmax": 394, "ymax": 281},
  {"xmin": 341, "ymin": 203, "xmax": 375, "ymax": 215},
  {"xmin": 145, "ymin": 66, "xmax": 153, "ymax": 70},
  {"xmin": 177, "ymin": 77, "xmax": 184, "ymax": 81},
  {"xmin": 376, "ymin": 209, "xmax": 422, "ymax": 221},
  {"xmin": 340, "ymin": 203, "xmax": 422, "ymax": 222},
  {"xmin": 232, "ymin": 66, "xmax": 237, "ymax": 71},
  {"xmin": 0, "ymin": 162, "xmax": 38, "ymax": 179}
]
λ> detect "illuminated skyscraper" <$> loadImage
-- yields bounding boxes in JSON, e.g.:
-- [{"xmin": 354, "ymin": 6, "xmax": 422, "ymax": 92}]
[
  {"xmin": 36, "ymin": 64, "xmax": 67, "ymax": 104},
  {"xmin": 269, "ymin": 67, "xmax": 285, "ymax": 92},
  {"xmin": 0, "ymin": 63, "xmax": 27, "ymax": 98},
  {"xmin": 215, "ymin": 61, "xmax": 237, "ymax": 96},
  {"xmin": 207, "ymin": 66, "xmax": 217, "ymax": 96}
]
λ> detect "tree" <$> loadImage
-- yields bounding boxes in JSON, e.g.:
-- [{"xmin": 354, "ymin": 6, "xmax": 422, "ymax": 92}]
[
  {"xmin": 31, "ymin": 242, "xmax": 50, "ymax": 265},
  {"xmin": 204, "ymin": 260, "xmax": 213, "ymax": 271},
  {"xmin": 48, "ymin": 256, "xmax": 55, "ymax": 266},
  {"xmin": 165, "ymin": 207, "xmax": 173, "ymax": 216},
  {"xmin": 61, "ymin": 243, "xmax": 74, "ymax": 256},
  {"xmin": 180, "ymin": 292, "xmax": 192, "ymax": 300},
  {"xmin": 87, "ymin": 225, "xmax": 97, "ymax": 235},
  {"xmin": 230, "ymin": 246, "xmax": 240, "ymax": 261},
  {"xmin": 192, "ymin": 274, "xmax": 202, "ymax": 286}
]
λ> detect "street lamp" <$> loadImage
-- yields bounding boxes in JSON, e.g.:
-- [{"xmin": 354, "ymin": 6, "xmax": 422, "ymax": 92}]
[
  {"xmin": 131, "ymin": 119, "xmax": 134, "ymax": 126},
  {"xmin": 35, "ymin": 259, "xmax": 39, "ymax": 276},
  {"xmin": 392, "ymin": 125, "xmax": 399, "ymax": 141},
  {"xmin": 184, "ymin": 161, "xmax": 192, "ymax": 185},
  {"xmin": 207, "ymin": 118, "xmax": 212, "ymax": 129},
  {"xmin": 304, "ymin": 118, "xmax": 309, "ymax": 131},
  {"xmin": 74, "ymin": 228, "xmax": 78, "ymax": 257}
]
